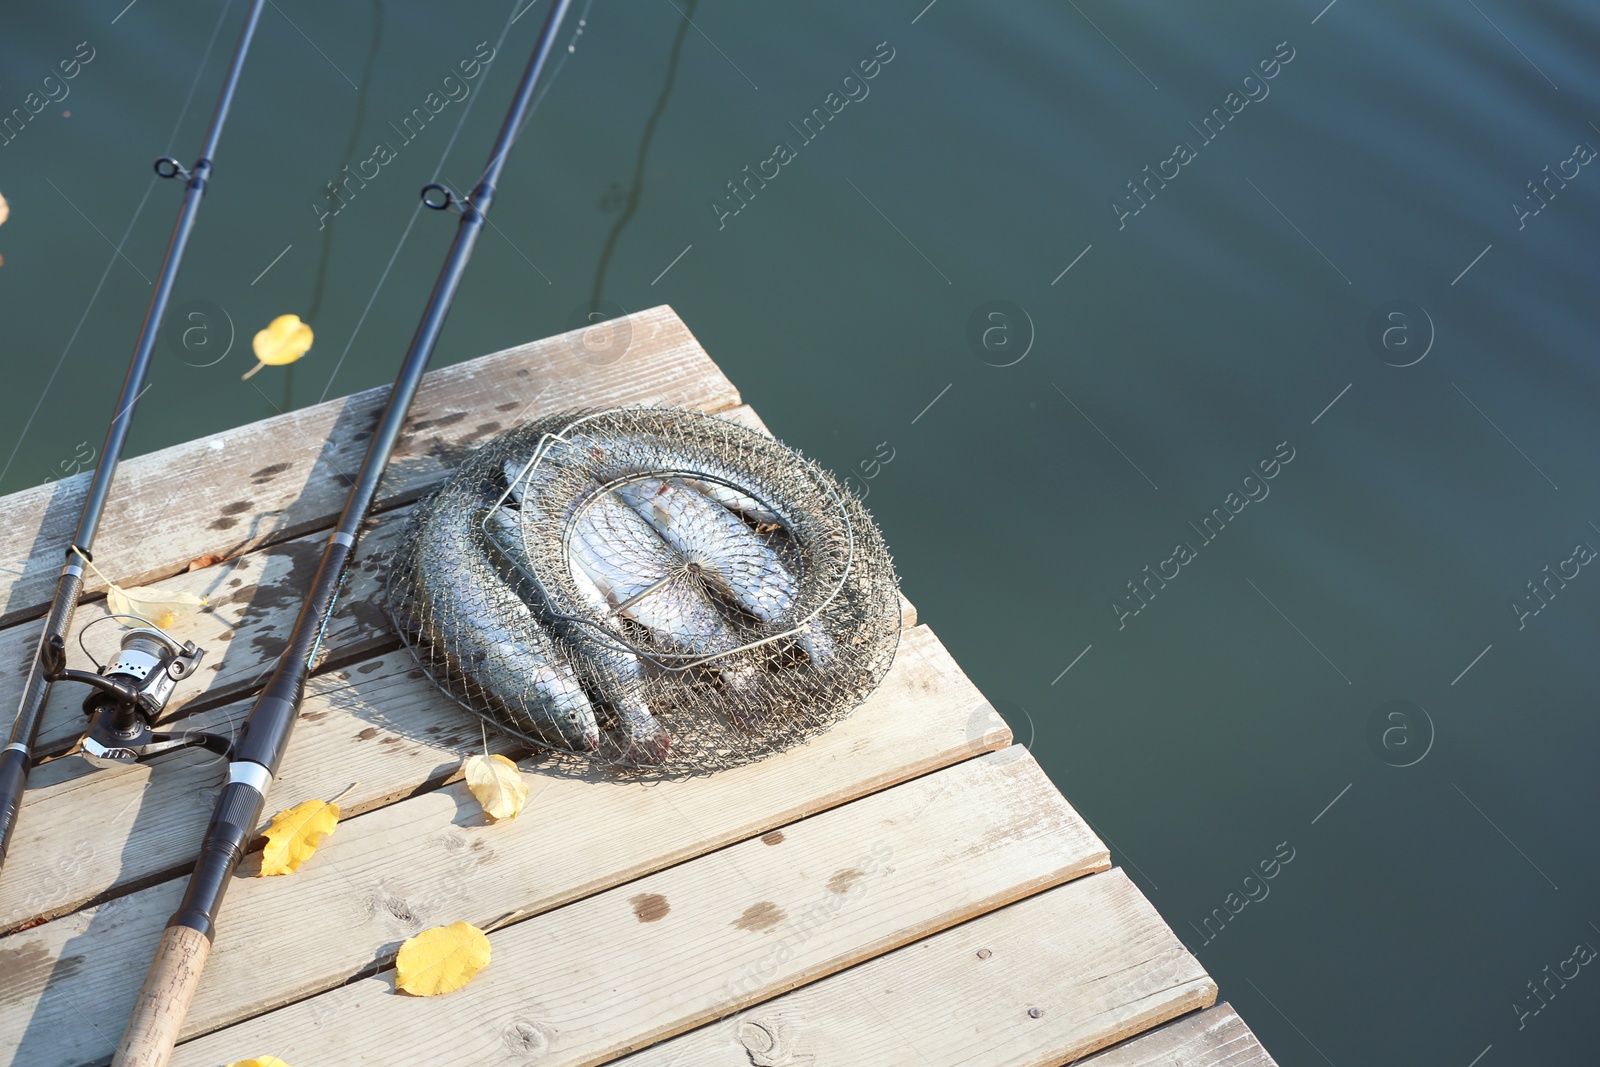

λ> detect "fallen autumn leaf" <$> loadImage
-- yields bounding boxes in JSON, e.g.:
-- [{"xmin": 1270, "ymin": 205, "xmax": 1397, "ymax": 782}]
[
  {"xmin": 395, "ymin": 921, "xmax": 492, "ymax": 997},
  {"xmin": 464, "ymin": 752, "xmax": 529, "ymax": 820},
  {"xmin": 259, "ymin": 795, "xmax": 342, "ymax": 876}
]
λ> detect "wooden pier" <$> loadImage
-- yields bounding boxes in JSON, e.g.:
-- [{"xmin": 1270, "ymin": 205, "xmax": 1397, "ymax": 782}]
[{"xmin": 0, "ymin": 307, "xmax": 1277, "ymax": 1067}]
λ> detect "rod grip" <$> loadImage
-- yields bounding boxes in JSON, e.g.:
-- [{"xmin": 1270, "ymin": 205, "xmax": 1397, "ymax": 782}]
[{"xmin": 112, "ymin": 923, "xmax": 212, "ymax": 1067}]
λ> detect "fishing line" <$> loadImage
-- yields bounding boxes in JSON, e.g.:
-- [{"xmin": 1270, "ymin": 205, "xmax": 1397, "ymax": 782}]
[
  {"xmin": 0, "ymin": 180, "xmax": 157, "ymax": 489},
  {"xmin": 470, "ymin": 0, "xmax": 597, "ymax": 198},
  {"xmin": 437, "ymin": 172, "xmax": 553, "ymax": 282},
  {"xmin": 0, "ymin": 2, "xmax": 239, "ymax": 490},
  {"xmin": 304, "ymin": 0, "xmax": 385, "ymax": 327},
  {"xmin": 316, "ymin": 0, "xmax": 524, "ymax": 403},
  {"xmin": 290, "ymin": 0, "xmax": 386, "ymax": 410},
  {"xmin": 163, "ymin": 0, "xmax": 239, "ymax": 154},
  {"xmin": 589, "ymin": 0, "xmax": 695, "ymax": 313}
]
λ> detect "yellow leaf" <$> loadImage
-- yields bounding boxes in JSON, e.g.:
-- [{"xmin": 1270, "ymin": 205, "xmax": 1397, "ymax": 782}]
[
  {"xmin": 243, "ymin": 314, "xmax": 314, "ymax": 379},
  {"xmin": 464, "ymin": 753, "xmax": 528, "ymax": 820},
  {"xmin": 87, "ymin": 559, "xmax": 205, "ymax": 629},
  {"xmin": 226, "ymin": 1058, "xmax": 296, "ymax": 1067},
  {"xmin": 259, "ymin": 796, "xmax": 340, "ymax": 876},
  {"xmin": 115, "ymin": 586, "xmax": 205, "ymax": 629},
  {"xmin": 0, "ymin": 190, "xmax": 9, "ymax": 226},
  {"xmin": 395, "ymin": 921, "xmax": 492, "ymax": 997}
]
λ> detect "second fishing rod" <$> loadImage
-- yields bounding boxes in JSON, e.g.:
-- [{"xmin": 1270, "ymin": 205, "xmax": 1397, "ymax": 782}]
[
  {"xmin": 112, "ymin": 1, "xmax": 576, "ymax": 1063},
  {"xmin": 0, "ymin": 0, "xmax": 267, "ymax": 877}
]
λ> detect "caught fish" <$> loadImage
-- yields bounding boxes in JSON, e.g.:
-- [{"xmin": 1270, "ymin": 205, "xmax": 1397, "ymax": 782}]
[
  {"xmin": 504, "ymin": 456, "xmax": 773, "ymax": 722},
  {"xmin": 392, "ymin": 407, "xmax": 902, "ymax": 768},
  {"xmin": 616, "ymin": 477, "xmax": 834, "ymax": 666},
  {"xmin": 680, "ymin": 477, "xmax": 783, "ymax": 528},
  {"xmin": 412, "ymin": 503, "xmax": 600, "ymax": 752},
  {"xmin": 503, "ymin": 460, "xmax": 749, "ymax": 659},
  {"xmin": 615, "ymin": 478, "xmax": 792, "ymax": 616},
  {"xmin": 485, "ymin": 506, "xmax": 670, "ymax": 764}
]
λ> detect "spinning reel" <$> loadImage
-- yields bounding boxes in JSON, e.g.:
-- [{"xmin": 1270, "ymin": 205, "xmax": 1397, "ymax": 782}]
[{"xmin": 40, "ymin": 617, "xmax": 230, "ymax": 766}]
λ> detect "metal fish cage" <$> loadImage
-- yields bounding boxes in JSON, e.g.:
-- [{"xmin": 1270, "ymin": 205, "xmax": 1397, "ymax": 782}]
[{"xmin": 385, "ymin": 407, "xmax": 901, "ymax": 773}]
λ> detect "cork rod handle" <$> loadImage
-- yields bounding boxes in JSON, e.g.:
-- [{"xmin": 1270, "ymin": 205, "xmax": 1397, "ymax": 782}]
[{"xmin": 112, "ymin": 924, "xmax": 212, "ymax": 1067}]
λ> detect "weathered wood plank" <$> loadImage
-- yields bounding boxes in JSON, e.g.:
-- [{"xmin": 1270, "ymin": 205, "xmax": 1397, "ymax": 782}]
[
  {"xmin": 1, "ymin": 608, "xmax": 946, "ymax": 932},
  {"xmin": 0, "ymin": 628, "xmax": 1019, "ymax": 1066},
  {"xmin": 714, "ymin": 404, "xmax": 769, "ymax": 436},
  {"xmin": 616, "ymin": 869, "xmax": 1214, "ymax": 1067},
  {"xmin": 169, "ymin": 749, "xmax": 1106, "ymax": 1067},
  {"xmin": 1074, "ymin": 1005, "xmax": 1277, "ymax": 1067},
  {"xmin": 0, "ymin": 308, "xmax": 1230, "ymax": 1067},
  {"xmin": 0, "ymin": 306, "xmax": 738, "ymax": 626}
]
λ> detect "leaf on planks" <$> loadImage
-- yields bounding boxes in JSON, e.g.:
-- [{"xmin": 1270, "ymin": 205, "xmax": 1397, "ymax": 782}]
[
  {"xmin": 259, "ymin": 794, "xmax": 342, "ymax": 876},
  {"xmin": 105, "ymin": 585, "xmax": 207, "ymax": 630},
  {"xmin": 85, "ymin": 556, "xmax": 206, "ymax": 629},
  {"xmin": 464, "ymin": 753, "xmax": 528, "ymax": 820},
  {"xmin": 395, "ymin": 921, "xmax": 493, "ymax": 997}
]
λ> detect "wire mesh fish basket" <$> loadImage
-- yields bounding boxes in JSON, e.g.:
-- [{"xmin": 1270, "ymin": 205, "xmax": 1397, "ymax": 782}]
[{"xmin": 385, "ymin": 407, "xmax": 901, "ymax": 773}]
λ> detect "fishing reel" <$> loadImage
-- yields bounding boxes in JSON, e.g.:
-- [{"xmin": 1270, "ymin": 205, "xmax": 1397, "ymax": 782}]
[{"xmin": 40, "ymin": 618, "xmax": 231, "ymax": 767}]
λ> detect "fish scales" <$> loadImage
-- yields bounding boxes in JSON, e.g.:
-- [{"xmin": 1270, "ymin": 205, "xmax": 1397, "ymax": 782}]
[
  {"xmin": 412, "ymin": 499, "xmax": 600, "ymax": 751},
  {"xmin": 485, "ymin": 505, "xmax": 670, "ymax": 764}
]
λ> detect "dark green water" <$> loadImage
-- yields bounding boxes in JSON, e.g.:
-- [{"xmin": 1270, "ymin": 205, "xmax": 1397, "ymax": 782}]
[{"xmin": 4, "ymin": 1, "xmax": 1599, "ymax": 1060}]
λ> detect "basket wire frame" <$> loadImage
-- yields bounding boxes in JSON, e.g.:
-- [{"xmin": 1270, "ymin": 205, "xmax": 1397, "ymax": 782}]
[{"xmin": 385, "ymin": 407, "xmax": 901, "ymax": 773}]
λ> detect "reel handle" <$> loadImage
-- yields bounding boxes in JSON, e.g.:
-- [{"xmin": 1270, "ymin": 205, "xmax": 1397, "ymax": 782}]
[{"xmin": 40, "ymin": 635, "xmax": 143, "ymax": 705}]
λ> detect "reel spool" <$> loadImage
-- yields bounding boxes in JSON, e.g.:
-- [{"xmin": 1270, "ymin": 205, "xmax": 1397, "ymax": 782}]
[{"xmin": 387, "ymin": 407, "xmax": 903, "ymax": 774}]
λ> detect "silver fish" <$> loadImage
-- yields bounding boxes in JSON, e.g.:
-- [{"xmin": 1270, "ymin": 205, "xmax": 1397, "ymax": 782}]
[
  {"xmin": 616, "ymin": 477, "xmax": 834, "ymax": 666},
  {"xmin": 485, "ymin": 506, "xmax": 670, "ymax": 765},
  {"xmin": 412, "ymin": 503, "xmax": 600, "ymax": 752},
  {"xmin": 505, "ymin": 456, "xmax": 771, "ymax": 705},
  {"xmin": 680, "ymin": 477, "xmax": 783, "ymax": 528},
  {"xmin": 615, "ymin": 478, "xmax": 793, "ymax": 617},
  {"xmin": 503, "ymin": 460, "xmax": 735, "ymax": 650}
]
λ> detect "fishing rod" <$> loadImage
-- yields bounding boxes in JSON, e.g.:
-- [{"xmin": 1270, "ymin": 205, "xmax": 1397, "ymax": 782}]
[
  {"xmin": 0, "ymin": 0, "xmax": 266, "ymax": 876},
  {"xmin": 113, "ymin": 2, "xmax": 575, "ymax": 1063}
]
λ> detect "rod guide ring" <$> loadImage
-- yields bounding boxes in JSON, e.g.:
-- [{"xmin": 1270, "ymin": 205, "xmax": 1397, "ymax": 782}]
[{"xmin": 420, "ymin": 183, "xmax": 456, "ymax": 211}]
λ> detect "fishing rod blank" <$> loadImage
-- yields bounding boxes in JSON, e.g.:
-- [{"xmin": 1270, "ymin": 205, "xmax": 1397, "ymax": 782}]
[
  {"xmin": 0, "ymin": 0, "xmax": 267, "ymax": 877},
  {"xmin": 113, "ymin": 2, "xmax": 575, "ymax": 1063}
]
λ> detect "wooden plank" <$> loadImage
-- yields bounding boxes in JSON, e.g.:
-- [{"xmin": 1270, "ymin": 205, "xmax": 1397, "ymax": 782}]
[
  {"xmin": 0, "ymin": 306, "xmax": 738, "ymax": 626},
  {"xmin": 169, "ymin": 748, "xmax": 1106, "ymax": 1067},
  {"xmin": 616, "ymin": 870, "xmax": 1214, "ymax": 1067},
  {"xmin": 0, "ymin": 627, "xmax": 1023, "ymax": 1066},
  {"xmin": 714, "ymin": 404, "xmax": 769, "ymax": 435},
  {"xmin": 1074, "ymin": 1005, "xmax": 1277, "ymax": 1067},
  {"xmin": 1, "ymin": 607, "xmax": 947, "ymax": 931}
]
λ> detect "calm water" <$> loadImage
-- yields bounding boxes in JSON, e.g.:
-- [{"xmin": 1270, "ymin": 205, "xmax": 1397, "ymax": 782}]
[{"xmin": 4, "ymin": 1, "xmax": 1600, "ymax": 1060}]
